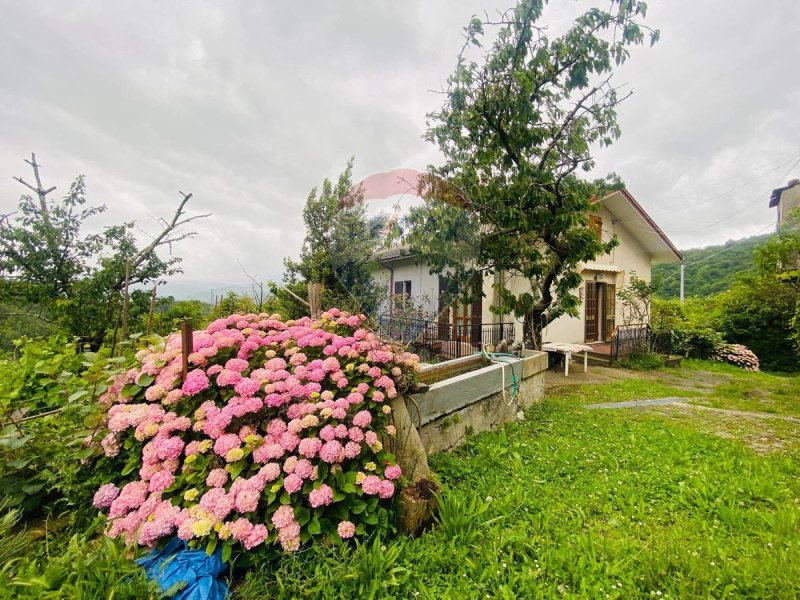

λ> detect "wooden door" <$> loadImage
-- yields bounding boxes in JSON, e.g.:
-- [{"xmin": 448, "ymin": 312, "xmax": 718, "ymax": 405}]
[
  {"xmin": 584, "ymin": 281, "xmax": 597, "ymax": 342},
  {"xmin": 604, "ymin": 283, "xmax": 616, "ymax": 342},
  {"xmin": 452, "ymin": 303, "xmax": 472, "ymax": 341}
]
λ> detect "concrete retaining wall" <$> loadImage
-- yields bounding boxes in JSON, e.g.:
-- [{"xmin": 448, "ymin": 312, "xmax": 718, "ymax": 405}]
[{"xmin": 407, "ymin": 351, "xmax": 547, "ymax": 454}]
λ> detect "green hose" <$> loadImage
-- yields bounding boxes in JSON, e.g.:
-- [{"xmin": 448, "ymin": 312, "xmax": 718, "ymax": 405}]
[{"xmin": 479, "ymin": 350, "xmax": 520, "ymax": 403}]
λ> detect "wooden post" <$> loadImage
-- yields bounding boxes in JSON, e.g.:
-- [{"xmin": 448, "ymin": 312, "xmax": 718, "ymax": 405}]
[
  {"xmin": 308, "ymin": 282, "xmax": 323, "ymax": 319},
  {"xmin": 146, "ymin": 282, "xmax": 158, "ymax": 336},
  {"xmin": 120, "ymin": 258, "xmax": 130, "ymax": 342},
  {"xmin": 180, "ymin": 321, "xmax": 193, "ymax": 379}
]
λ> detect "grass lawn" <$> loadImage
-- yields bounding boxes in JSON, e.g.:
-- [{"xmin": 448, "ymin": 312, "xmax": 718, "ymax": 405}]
[
  {"xmin": 235, "ymin": 363, "xmax": 800, "ymax": 599},
  {"xmin": 676, "ymin": 360, "xmax": 800, "ymax": 418}
]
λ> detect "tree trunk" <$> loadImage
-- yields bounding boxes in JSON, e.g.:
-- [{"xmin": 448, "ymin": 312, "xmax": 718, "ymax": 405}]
[{"xmin": 524, "ymin": 308, "xmax": 546, "ymax": 350}]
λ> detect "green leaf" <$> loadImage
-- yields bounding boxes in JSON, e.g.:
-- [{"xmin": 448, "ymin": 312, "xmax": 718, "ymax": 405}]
[
  {"xmin": 295, "ymin": 506, "xmax": 311, "ymax": 526},
  {"xmin": 221, "ymin": 542, "xmax": 232, "ymax": 564},
  {"xmin": 226, "ymin": 460, "xmax": 246, "ymax": 480},
  {"xmin": 67, "ymin": 389, "xmax": 89, "ymax": 402},
  {"xmin": 120, "ymin": 384, "xmax": 141, "ymax": 398},
  {"xmin": 22, "ymin": 480, "xmax": 46, "ymax": 494},
  {"xmin": 121, "ymin": 454, "xmax": 139, "ymax": 476},
  {"xmin": 206, "ymin": 537, "xmax": 218, "ymax": 556},
  {"xmin": 137, "ymin": 374, "xmax": 155, "ymax": 386},
  {"xmin": 307, "ymin": 517, "xmax": 321, "ymax": 535}
]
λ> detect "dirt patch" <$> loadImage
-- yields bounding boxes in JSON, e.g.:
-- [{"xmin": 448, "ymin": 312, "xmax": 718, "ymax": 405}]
[
  {"xmin": 639, "ymin": 403, "xmax": 799, "ymax": 455},
  {"xmin": 544, "ymin": 365, "xmax": 639, "ymax": 391},
  {"xmin": 640, "ymin": 369, "xmax": 732, "ymax": 394}
]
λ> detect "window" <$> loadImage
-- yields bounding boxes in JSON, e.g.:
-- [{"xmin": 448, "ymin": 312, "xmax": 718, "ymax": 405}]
[
  {"xmin": 392, "ymin": 280, "xmax": 412, "ymax": 310},
  {"xmin": 589, "ymin": 215, "xmax": 603, "ymax": 241}
]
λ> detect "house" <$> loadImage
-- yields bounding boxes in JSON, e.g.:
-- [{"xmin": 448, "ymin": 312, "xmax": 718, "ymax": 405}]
[
  {"xmin": 375, "ymin": 188, "xmax": 682, "ymax": 356},
  {"xmin": 769, "ymin": 178, "xmax": 800, "ymax": 230}
]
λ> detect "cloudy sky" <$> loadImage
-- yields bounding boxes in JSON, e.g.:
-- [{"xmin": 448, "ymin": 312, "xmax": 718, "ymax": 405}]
[{"xmin": 1, "ymin": 1, "xmax": 798, "ymax": 300}]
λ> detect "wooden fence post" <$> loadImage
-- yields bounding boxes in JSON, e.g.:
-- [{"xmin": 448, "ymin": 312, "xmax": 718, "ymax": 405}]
[
  {"xmin": 180, "ymin": 321, "xmax": 193, "ymax": 379},
  {"xmin": 308, "ymin": 282, "xmax": 323, "ymax": 319}
]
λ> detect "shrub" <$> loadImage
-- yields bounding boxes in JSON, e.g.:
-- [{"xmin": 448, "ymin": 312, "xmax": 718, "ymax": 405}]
[
  {"xmin": 710, "ymin": 343, "xmax": 760, "ymax": 371},
  {"xmin": 715, "ymin": 277, "xmax": 798, "ymax": 371},
  {"xmin": 618, "ymin": 351, "xmax": 664, "ymax": 371},
  {"xmin": 0, "ymin": 337, "xmax": 128, "ymax": 516},
  {"xmin": 91, "ymin": 309, "xmax": 419, "ymax": 559}
]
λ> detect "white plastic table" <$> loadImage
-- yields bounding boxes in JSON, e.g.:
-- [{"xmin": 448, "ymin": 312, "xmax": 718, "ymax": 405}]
[{"xmin": 542, "ymin": 342, "xmax": 593, "ymax": 376}]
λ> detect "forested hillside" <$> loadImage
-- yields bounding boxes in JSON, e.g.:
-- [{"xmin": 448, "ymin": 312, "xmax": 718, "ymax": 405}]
[{"xmin": 653, "ymin": 233, "xmax": 772, "ymax": 298}]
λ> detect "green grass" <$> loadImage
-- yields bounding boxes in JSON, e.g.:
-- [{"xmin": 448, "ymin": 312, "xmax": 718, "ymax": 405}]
[
  {"xmin": 235, "ymin": 371, "xmax": 800, "ymax": 599},
  {"xmin": 550, "ymin": 376, "xmax": 703, "ymax": 406},
  {"xmin": 677, "ymin": 360, "xmax": 800, "ymax": 417}
]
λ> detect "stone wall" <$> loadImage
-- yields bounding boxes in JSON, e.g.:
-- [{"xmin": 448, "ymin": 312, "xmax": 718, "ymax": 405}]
[{"xmin": 406, "ymin": 351, "xmax": 547, "ymax": 454}]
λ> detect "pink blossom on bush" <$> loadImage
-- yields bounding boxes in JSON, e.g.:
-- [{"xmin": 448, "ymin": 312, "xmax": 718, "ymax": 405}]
[
  {"xmin": 283, "ymin": 473, "xmax": 303, "ymax": 493},
  {"xmin": 385, "ymin": 465, "xmax": 402, "ymax": 481},
  {"xmin": 309, "ymin": 484, "xmax": 333, "ymax": 508},
  {"xmin": 361, "ymin": 475, "xmax": 382, "ymax": 495},
  {"xmin": 225, "ymin": 358, "xmax": 249, "ymax": 372},
  {"xmin": 148, "ymin": 470, "xmax": 175, "ymax": 493},
  {"xmin": 352, "ymin": 410, "xmax": 372, "ymax": 428},
  {"xmin": 319, "ymin": 440, "xmax": 344, "ymax": 464},
  {"xmin": 182, "ymin": 369, "xmax": 210, "ymax": 396},
  {"xmin": 337, "ymin": 520, "xmax": 356, "ymax": 539},
  {"xmin": 93, "ymin": 483, "xmax": 120, "ymax": 509},
  {"xmin": 93, "ymin": 309, "xmax": 418, "ymax": 556},
  {"xmin": 206, "ymin": 469, "xmax": 229, "ymax": 488}
]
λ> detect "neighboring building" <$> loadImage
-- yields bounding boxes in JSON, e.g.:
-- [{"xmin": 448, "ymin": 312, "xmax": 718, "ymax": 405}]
[
  {"xmin": 769, "ymin": 178, "xmax": 800, "ymax": 230},
  {"xmin": 376, "ymin": 188, "xmax": 682, "ymax": 352}
]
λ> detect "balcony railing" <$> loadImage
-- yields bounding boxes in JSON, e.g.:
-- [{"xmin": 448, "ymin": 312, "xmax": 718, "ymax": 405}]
[{"xmin": 375, "ymin": 314, "xmax": 515, "ymax": 360}]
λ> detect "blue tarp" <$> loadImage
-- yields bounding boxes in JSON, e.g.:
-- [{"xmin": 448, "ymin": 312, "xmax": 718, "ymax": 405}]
[{"xmin": 136, "ymin": 538, "xmax": 229, "ymax": 600}]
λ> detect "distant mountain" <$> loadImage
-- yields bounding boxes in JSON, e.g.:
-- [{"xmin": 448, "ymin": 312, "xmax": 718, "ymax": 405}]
[{"xmin": 653, "ymin": 233, "xmax": 772, "ymax": 298}]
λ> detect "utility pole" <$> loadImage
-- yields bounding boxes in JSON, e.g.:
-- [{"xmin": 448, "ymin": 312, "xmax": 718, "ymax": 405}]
[{"xmin": 679, "ymin": 262, "xmax": 685, "ymax": 303}]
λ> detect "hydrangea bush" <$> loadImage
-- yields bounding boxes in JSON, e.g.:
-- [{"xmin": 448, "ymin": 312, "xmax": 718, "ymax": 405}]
[
  {"xmin": 710, "ymin": 343, "xmax": 760, "ymax": 371},
  {"xmin": 91, "ymin": 309, "xmax": 419, "ymax": 559}
]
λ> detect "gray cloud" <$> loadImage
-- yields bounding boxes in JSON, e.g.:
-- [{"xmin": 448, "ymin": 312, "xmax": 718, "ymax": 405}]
[{"xmin": 1, "ymin": 0, "xmax": 798, "ymax": 299}]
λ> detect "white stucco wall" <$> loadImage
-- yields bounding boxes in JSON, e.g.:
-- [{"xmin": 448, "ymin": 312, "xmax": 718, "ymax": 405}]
[
  {"xmin": 378, "ymin": 203, "xmax": 660, "ymax": 345},
  {"xmin": 779, "ymin": 184, "xmax": 800, "ymax": 228},
  {"xmin": 378, "ymin": 256, "xmax": 440, "ymax": 316},
  {"xmin": 484, "ymin": 205, "xmax": 655, "ymax": 345}
]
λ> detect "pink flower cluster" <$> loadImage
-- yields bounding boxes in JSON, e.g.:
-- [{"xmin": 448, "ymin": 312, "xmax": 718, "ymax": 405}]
[
  {"xmin": 93, "ymin": 309, "xmax": 418, "ymax": 556},
  {"xmin": 711, "ymin": 343, "xmax": 760, "ymax": 371}
]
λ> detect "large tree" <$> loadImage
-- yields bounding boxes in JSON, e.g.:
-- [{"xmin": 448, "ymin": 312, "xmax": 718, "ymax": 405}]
[
  {"xmin": 284, "ymin": 159, "xmax": 386, "ymax": 316},
  {"xmin": 404, "ymin": 0, "xmax": 658, "ymax": 347},
  {"xmin": 0, "ymin": 154, "xmax": 208, "ymax": 348}
]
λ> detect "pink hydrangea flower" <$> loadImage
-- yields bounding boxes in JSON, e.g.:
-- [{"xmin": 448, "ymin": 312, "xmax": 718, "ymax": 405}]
[
  {"xmin": 361, "ymin": 475, "xmax": 382, "ymax": 495},
  {"xmin": 319, "ymin": 440, "xmax": 344, "ymax": 464},
  {"xmin": 206, "ymin": 469, "xmax": 229, "ymax": 488},
  {"xmin": 337, "ymin": 520, "xmax": 356, "ymax": 539},
  {"xmin": 272, "ymin": 505, "xmax": 295, "ymax": 529},
  {"xmin": 283, "ymin": 473, "xmax": 303, "ymax": 494},
  {"xmin": 298, "ymin": 437, "xmax": 322, "ymax": 459},
  {"xmin": 148, "ymin": 470, "xmax": 175, "ymax": 493},
  {"xmin": 384, "ymin": 465, "xmax": 402, "ymax": 480},
  {"xmin": 309, "ymin": 484, "xmax": 333, "ymax": 508},
  {"xmin": 352, "ymin": 410, "xmax": 372, "ymax": 428},
  {"xmin": 182, "ymin": 369, "xmax": 209, "ymax": 396},
  {"xmin": 93, "ymin": 483, "xmax": 120, "ymax": 509}
]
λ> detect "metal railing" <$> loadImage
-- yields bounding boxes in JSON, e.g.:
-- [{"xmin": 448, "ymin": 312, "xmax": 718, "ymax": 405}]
[
  {"xmin": 375, "ymin": 314, "xmax": 515, "ymax": 360},
  {"xmin": 611, "ymin": 324, "xmax": 652, "ymax": 360}
]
